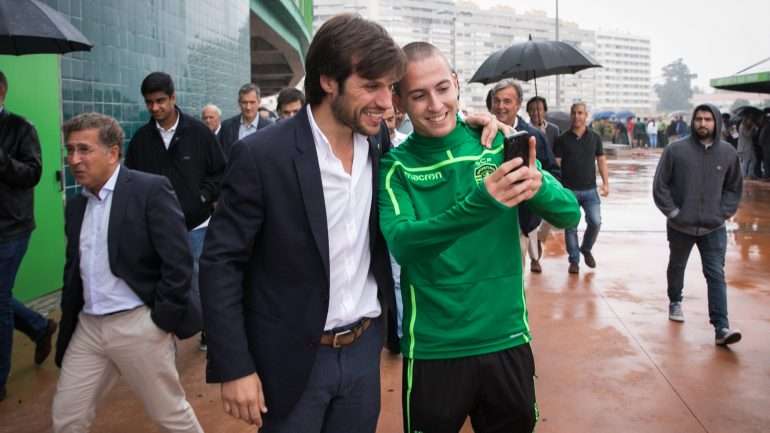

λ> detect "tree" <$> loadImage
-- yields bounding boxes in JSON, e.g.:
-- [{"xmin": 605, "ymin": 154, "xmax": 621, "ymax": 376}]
[
  {"xmin": 654, "ymin": 58, "xmax": 697, "ymax": 112},
  {"xmin": 730, "ymin": 98, "xmax": 751, "ymax": 112}
]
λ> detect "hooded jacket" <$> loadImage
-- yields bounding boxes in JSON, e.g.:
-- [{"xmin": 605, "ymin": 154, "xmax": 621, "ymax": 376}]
[{"xmin": 653, "ymin": 104, "xmax": 742, "ymax": 236}]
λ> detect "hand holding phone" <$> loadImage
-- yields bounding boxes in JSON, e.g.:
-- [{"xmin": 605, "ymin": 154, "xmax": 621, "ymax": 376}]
[{"xmin": 503, "ymin": 130, "xmax": 530, "ymax": 168}]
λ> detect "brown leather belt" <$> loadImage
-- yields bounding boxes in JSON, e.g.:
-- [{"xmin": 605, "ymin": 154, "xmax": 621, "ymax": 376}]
[{"xmin": 319, "ymin": 318, "xmax": 372, "ymax": 348}]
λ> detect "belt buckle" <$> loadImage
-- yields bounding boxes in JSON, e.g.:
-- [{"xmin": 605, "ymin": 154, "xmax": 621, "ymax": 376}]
[{"xmin": 332, "ymin": 329, "xmax": 353, "ymax": 348}]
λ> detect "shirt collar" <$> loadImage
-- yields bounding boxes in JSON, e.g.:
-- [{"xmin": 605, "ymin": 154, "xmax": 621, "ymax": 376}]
[
  {"xmin": 82, "ymin": 164, "xmax": 121, "ymax": 201},
  {"xmin": 155, "ymin": 110, "xmax": 180, "ymax": 134},
  {"xmin": 241, "ymin": 116, "xmax": 259, "ymax": 129},
  {"xmin": 306, "ymin": 105, "xmax": 368, "ymax": 158}
]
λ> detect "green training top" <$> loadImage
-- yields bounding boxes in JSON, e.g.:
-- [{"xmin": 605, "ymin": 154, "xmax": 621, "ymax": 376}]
[{"xmin": 379, "ymin": 118, "xmax": 580, "ymax": 360}]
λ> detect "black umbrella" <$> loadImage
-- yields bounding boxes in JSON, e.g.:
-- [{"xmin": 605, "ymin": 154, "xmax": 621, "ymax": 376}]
[
  {"xmin": 0, "ymin": 0, "xmax": 93, "ymax": 55},
  {"xmin": 470, "ymin": 35, "xmax": 601, "ymax": 95},
  {"xmin": 545, "ymin": 111, "xmax": 570, "ymax": 132},
  {"xmin": 732, "ymin": 105, "xmax": 763, "ymax": 122}
]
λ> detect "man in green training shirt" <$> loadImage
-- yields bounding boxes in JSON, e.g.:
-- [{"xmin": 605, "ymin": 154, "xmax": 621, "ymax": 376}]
[{"xmin": 379, "ymin": 42, "xmax": 581, "ymax": 433}]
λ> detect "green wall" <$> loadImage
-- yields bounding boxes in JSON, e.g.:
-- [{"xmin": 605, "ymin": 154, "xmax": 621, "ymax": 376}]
[{"xmin": 0, "ymin": 55, "xmax": 65, "ymax": 302}]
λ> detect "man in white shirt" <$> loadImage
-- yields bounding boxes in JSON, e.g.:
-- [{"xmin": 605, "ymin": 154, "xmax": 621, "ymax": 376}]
[
  {"xmin": 125, "ymin": 72, "xmax": 225, "ymax": 352},
  {"xmin": 199, "ymin": 14, "xmax": 405, "ymax": 432},
  {"xmin": 53, "ymin": 112, "xmax": 202, "ymax": 433},
  {"xmin": 217, "ymin": 83, "xmax": 274, "ymax": 157}
]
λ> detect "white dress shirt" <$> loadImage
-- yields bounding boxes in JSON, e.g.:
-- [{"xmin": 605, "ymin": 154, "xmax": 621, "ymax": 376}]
[
  {"xmin": 156, "ymin": 112, "xmax": 180, "ymax": 149},
  {"xmin": 306, "ymin": 105, "xmax": 381, "ymax": 330},
  {"xmin": 79, "ymin": 165, "xmax": 145, "ymax": 315},
  {"xmin": 238, "ymin": 116, "xmax": 259, "ymax": 140}
]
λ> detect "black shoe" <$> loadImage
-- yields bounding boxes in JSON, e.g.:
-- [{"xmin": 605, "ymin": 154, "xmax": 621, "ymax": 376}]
[
  {"xmin": 530, "ymin": 259, "xmax": 542, "ymax": 274},
  {"xmin": 568, "ymin": 263, "xmax": 579, "ymax": 274},
  {"xmin": 581, "ymin": 249, "xmax": 596, "ymax": 268},
  {"xmin": 715, "ymin": 328, "xmax": 742, "ymax": 346},
  {"xmin": 34, "ymin": 319, "xmax": 58, "ymax": 365}
]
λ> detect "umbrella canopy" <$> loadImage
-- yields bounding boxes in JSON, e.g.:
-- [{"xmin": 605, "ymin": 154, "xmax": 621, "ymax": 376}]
[
  {"xmin": 0, "ymin": 0, "xmax": 92, "ymax": 55},
  {"xmin": 732, "ymin": 105, "xmax": 763, "ymax": 122},
  {"xmin": 545, "ymin": 111, "xmax": 571, "ymax": 132},
  {"xmin": 711, "ymin": 71, "xmax": 770, "ymax": 94},
  {"xmin": 614, "ymin": 110, "xmax": 636, "ymax": 121},
  {"xmin": 592, "ymin": 111, "xmax": 615, "ymax": 121},
  {"xmin": 469, "ymin": 35, "xmax": 601, "ymax": 93}
]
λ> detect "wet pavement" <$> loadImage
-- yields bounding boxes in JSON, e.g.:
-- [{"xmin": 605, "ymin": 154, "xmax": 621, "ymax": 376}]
[{"xmin": 2, "ymin": 148, "xmax": 769, "ymax": 433}]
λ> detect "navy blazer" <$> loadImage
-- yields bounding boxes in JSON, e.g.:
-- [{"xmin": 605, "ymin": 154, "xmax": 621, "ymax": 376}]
[
  {"xmin": 216, "ymin": 114, "xmax": 273, "ymax": 159},
  {"xmin": 515, "ymin": 115, "xmax": 561, "ymax": 233},
  {"xmin": 55, "ymin": 167, "xmax": 194, "ymax": 366},
  {"xmin": 199, "ymin": 106, "xmax": 394, "ymax": 419}
]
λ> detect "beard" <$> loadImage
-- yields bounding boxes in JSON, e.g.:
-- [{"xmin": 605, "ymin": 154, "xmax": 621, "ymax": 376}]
[
  {"xmin": 330, "ymin": 91, "xmax": 378, "ymax": 136},
  {"xmin": 695, "ymin": 127, "xmax": 714, "ymax": 140}
]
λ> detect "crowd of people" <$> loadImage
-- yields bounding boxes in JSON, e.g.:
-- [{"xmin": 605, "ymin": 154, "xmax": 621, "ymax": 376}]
[{"xmin": 0, "ymin": 12, "xmax": 751, "ymax": 433}]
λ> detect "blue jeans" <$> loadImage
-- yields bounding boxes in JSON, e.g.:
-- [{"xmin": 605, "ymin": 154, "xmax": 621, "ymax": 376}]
[
  {"xmin": 648, "ymin": 133, "xmax": 658, "ymax": 148},
  {"xmin": 565, "ymin": 188, "xmax": 602, "ymax": 264},
  {"xmin": 187, "ymin": 227, "xmax": 206, "ymax": 320},
  {"xmin": 1, "ymin": 235, "xmax": 49, "ymax": 387},
  {"xmin": 666, "ymin": 226, "xmax": 729, "ymax": 331},
  {"xmin": 261, "ymin": 318, "xmax": 383, "ymax": 433}
]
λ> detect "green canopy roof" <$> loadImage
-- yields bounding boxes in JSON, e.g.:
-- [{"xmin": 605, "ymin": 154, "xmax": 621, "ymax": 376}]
[{"xmin": 711, "ymin": 71, "xmax": 770, "ymax": 94}]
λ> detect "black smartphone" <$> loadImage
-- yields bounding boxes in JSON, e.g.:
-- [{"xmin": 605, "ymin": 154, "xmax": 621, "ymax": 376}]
[{"xmin": 503, "ymin": 130, "xmax": 530, "ymax": 167}]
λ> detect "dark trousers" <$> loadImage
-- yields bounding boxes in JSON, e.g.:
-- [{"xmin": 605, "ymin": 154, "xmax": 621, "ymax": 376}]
[
  {"xmin": 1, "ymin": 235, "xmax": 49, "ymax": 386},
  {"xmin": 403, "ymin": 344, "xmax": 537, "ymax": 433},
  {"xmin": 666, "ymin": 225, "xmax": 729, "ymax": 331},
  {"xmin": 762, "ymin": 146, "xmax": 770, "ymax": 178},
  {"xmin": 261, "ymin": 317, "xmax": 383, "ymax": 433}
]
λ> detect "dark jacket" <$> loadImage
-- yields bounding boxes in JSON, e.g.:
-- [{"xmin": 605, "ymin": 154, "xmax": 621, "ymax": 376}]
[
  {"xmin": 217, "ymin": 114, "xmax": 273, "ymax": 158},
  {"xmin": 125, "ymin": 108, "xmax": 226, "ymax": 230},
  {"xmin": 199, "ymin": 107, "xmax": 394, "ymax": 419},
  {"xmin": 538, "ymin": 121, "xmax": 561, "ymax": 152},
  {"xmin": 653, "ymin": 104, "xmax": 742, "ymax": 236},
  {"xmin": 55, "ymin": 168, "xmax": 194, "ymax": 366},
  {"xmin": 515, "ymin": 116, "xmax": 560, "ymax": 234},
  {"xmin": 0, "ymin": 109, "xmax": 42, "ymax": 242}
]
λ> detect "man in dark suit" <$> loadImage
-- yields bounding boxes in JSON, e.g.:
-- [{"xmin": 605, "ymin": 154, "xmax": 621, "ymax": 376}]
[
  {"xmin": 199, "ymin": 14, "xmax": 405, "ymax": 432},
  {"xmin": 217, "ymin": 83, "xmax": 274, "ymax": 158},
  {"xmin": 489, "ymin": 79, "xmax": 560, "ymax": 274},
  {"xmin": 52, "ymin": 113, "xmax": 202, "ymax": 433}
]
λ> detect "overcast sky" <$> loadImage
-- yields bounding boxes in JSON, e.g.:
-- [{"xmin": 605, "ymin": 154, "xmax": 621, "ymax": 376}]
[{"xmin": 475, "ymin": 0, "xmax": 770, "ymax": 90}]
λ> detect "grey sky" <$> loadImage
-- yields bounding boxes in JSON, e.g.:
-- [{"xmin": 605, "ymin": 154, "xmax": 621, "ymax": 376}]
[{"xmin": 475, "ymin": 0, "xmax": 770, "ymax": 90}]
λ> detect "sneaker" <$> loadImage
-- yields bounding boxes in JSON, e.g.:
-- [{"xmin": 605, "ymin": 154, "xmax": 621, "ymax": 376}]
[
  {"xmin": 581, "ymin": 249, "xmax": 596, "ymax": 268},
  {"xmin": 715, "ymin": 328, "xmax": 742, "ymax": 346},
  {"xmin": 34, "ymin": 319, "xmax": 58, "ymax": 365},
  {"xmin": 668, "ymin": 302, "xmax": 685, "ymax": 323},
  {"xmin": 568, "ymin": 263, "xmax": 579, "ymax": 274},
  {"xmin": 530, "ymin": 259, "xmax": 542, "ymax": 274}
]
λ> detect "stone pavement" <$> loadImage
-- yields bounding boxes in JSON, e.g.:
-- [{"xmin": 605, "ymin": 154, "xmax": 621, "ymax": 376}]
[{"xmin": 2, "ymin": 149, "xmax": 769, "ymax": 433}]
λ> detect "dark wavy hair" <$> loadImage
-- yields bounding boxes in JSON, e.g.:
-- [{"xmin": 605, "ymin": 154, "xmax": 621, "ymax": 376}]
[{"xmin": 304, "ymin": 14, "xmax": 406, "ymax": 105}]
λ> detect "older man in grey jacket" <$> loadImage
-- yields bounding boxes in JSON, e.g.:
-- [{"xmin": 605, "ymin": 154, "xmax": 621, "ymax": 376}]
[{"xmin": 653, "ymin": 103, "xmax": 743, "ymax": 346}]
